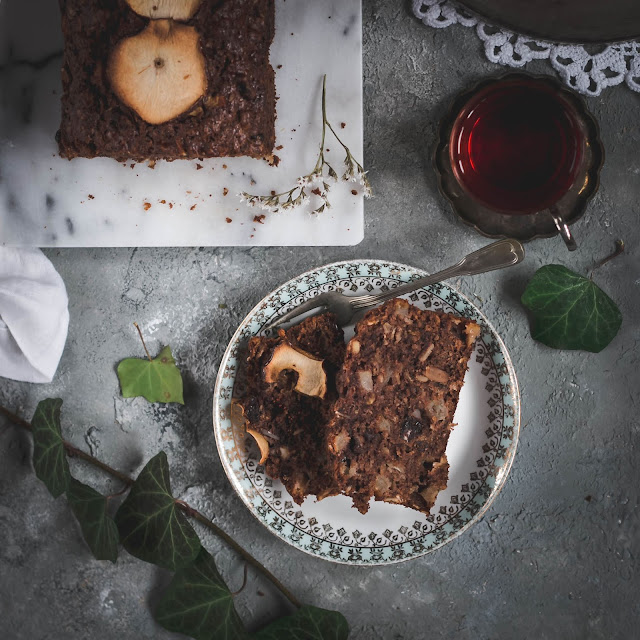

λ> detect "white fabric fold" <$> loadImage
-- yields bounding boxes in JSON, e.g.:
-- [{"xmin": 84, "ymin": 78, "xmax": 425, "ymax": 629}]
[{"xmin": 0, "ymin": 248, "xmax": 69, "ymax": 383}]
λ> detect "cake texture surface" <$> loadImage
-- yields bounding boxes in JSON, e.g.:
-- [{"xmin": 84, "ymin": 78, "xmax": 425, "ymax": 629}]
[
  {"xmin": 327, "ymin": 299, "xmax": 480, "ymax": 514},
  {"xmin": 58, "ymin": 0, "xmax": 275, "ymax": 161},
  {"xmin": 236, "ymin": 314, "xmax": 346, "ymax": 505}
]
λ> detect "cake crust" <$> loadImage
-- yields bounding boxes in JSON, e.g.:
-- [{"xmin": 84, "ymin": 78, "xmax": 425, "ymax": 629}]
[{"xmin": 58, "ymin": 0, "xmax": 275, "ymax": 161}]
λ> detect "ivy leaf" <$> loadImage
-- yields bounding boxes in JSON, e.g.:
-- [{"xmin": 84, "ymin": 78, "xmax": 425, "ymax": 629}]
[
  {"xmin": 114, "ymin": 451, "xmax": 200, "ymax": 570},
  {"xmin": 31, "ymin": 398, "xmax": 71, "ymax": 498},
  {"xmin": 521, "ymin": 265, "xmax": 622, "ymax": 352},
  {"xmin": 117, "ymin": 345, "xmax": 184, "ymax": 404},
  {"xmin": 254, "ymin": 605, "xmax": 349, "ymax": 640},
  {"xmin": 155, "ymin": 548, "xmax": 246, "ymax": 640},
  {"xmin": 66, "ymin": 478, "xmax": 119, "ymax": 563}
]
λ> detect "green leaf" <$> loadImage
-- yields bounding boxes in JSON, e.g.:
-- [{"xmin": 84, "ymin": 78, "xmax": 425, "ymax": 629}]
[
  {"xmin": 67, "ymin": 478, "xmax": 119, "ymax": 563},
  {"xmin": 254, "ymin": 605, "xmax": 349, "ymax": 640},
  {"xmin": 117, "ymin": 345, "xmax": 184, "ymax": 404},
  {"xmin": 31, "ymin": 398, "xmax": 71, "ymax": 498},
  {"xmin": 155, "ymin": 548, "xmax": 246, "ymax": 640},
  {"xmin": 521, "ymin": 265, "xmax": 622, "ymax": 353},
  {"xmin": 114, "ymin": 451, "xmax": 200, "ymax": 570}
]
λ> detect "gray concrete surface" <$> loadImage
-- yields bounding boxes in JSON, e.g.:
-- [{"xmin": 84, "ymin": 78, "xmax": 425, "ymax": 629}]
[{"xmin": 2, "ymin": 2, "xmax": 640, "ymax": 639}]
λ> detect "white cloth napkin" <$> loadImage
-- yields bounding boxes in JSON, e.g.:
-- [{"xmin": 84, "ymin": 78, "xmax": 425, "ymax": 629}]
[{"xmin": 0, "ymin": 248, "xmax": 69, "ymax": 383}]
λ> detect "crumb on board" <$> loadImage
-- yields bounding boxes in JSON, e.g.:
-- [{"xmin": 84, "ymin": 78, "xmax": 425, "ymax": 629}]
[
  {"xmin": 277, "ymin": 64, "xmax": 283, "ymax": 69},
  {"xmin": 253, "ymin": 214, "xmax": 266, "ymax": 224},
  {"xmin": 271, "ymin": 190, "xmax": 276, "ymax": 196},
  {"xmin": 272, "ymin": 154, "xmax": 280, "ymax": 166},
  {"xmin": 226, "ymin": 217, "xmax": 232, "ymax": 223},
  {"xmin": 223, "ymin": 164, "xmax": 228, "ymax": 169},
  {"xmin": 143, "ymin": 202, "xmax": 151, "ymax": 210},
  {"xmin": 223, "ymin": 188, "xmax": 229, "ymax": 196},
  {"xmin": 351, "ymin": 189, "xmax": 358, "ymax": 195},
  {"xmin": 160, "ymin": 199, "xmax": 166, "ymax": 204},
  {"xmin": 88, "ymin": 194, "xmax": 95, "ymax": 200},
  {"xmin": 148, "ymin": 160, "xmax": 156, "ymax": 169},
  {"xmin": 196, "ymin": 163, "xmax": 203, "ymax": 170},
  {"xmin": 276, "ymin": 145, "xmax": 283, "ymax": 151},
  {"xmin": 130, "ymin": 163, "xmax": 135, "ymax": 169},
  {"xmin": 190, "ymin": 204, "xmax": 197, "ymax": 211},
  {"xmin": 311, "ymin": 188, "xmax": 322, "ymax": 196},
  {"xmin": 341, "ymin": 122, "xmax": 346, "ymax": 128},
  {"xmin": 169, "ymin": 203, "xmax": 173, "ymax": 209}
]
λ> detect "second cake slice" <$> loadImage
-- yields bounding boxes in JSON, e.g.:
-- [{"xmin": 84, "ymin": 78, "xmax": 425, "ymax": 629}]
[{"xmin": 327, "ymin": 298, "xmax": 481, "ymax": 514}]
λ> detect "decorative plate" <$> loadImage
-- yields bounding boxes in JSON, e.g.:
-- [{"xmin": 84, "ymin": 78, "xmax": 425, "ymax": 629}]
[{"xmin": 213, "ymin": 260, "xmax": 520, "ymax": 565}]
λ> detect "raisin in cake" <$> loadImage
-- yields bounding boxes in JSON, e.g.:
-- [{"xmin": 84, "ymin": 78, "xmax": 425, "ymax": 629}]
[
  {"xmin": 235, "ymin": 314, "xmax": 345, "ymax": 505},
  {"xmin": 58, "ymin": 0, "xmax": 275, "ymax": 160},
  {"xmin": 327, "ymin": 298, "xmax": 481, "ymax": 514}
]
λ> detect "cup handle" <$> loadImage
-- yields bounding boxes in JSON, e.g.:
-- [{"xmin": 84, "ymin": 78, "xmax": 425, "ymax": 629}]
[{"xmin": 548, "ymin": 204, "xmax": 577, "ymax": 251}]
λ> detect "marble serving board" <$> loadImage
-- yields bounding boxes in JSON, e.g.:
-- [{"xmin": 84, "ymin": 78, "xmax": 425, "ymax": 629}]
[{"xmin": 0, "ymin": 0, "xmax": 363, "ymax": 247}]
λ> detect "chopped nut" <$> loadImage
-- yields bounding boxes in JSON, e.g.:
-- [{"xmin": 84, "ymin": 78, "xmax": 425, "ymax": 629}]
[
  {"xmin": 279, "ymin": 446, "xmax": 290, "ymax": 460},
  {"xmin": 377, "ymin": 416, "xmax": 392, "ymax": 433},
  {"xmin": 465, "ymin": 322, "xmax": 482, "ymax": 348},
  {"xmin": 365, "ymin": 392, "xmax": 376, "ymax": 405},
  {"xmin": 349, "ymin": 340, "xmax": 361, "ymax": 355},
  {"xmin": 374, "ymin": 474, "xmax": 392, "ymax": 493},
  {"xmin": 419, "ymin": 485, "xmax": 440, "ymax": 506},
  {"xmin": 418, "ymin": 344, "xmax": 434, "ymax": 362},
  {"xmin": 357, "ymin": 370, "xmax": 373, "ymax": 392},
  {"xmin": 263, "ymin": 342, "xmax": 327, "ymax": 398},
  {"xmin": 330, "ymin": 430, "xmax": 351, "ymax": 453},
  {"xmin": 423, "ymin": 366, "xmax": 449, "ymax": 384}
]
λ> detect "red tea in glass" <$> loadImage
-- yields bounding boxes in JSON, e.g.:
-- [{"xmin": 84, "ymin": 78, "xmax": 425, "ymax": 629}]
[{"xmin": 449, "ymin": 77, "xmax": 584, "ymax": 215}]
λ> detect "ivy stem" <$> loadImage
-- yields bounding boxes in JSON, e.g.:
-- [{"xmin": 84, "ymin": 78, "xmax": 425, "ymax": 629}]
[
  {"xmin": 230, "ymin": 563, "xmax": 249, "ymax": 597},
  {"xmin": 174, "ymin": 499, "xmax": 301, "ymax": 608},
  {"xmin": 0, "ymin": 405, "xmax": 134, "ymax": 486},
  {"xmin": 590, "ymin": 239, "xmax": 625, "ymax": 278},
  {"xmin": 134, "ymin": 322, "xmax": 153, "ymax": 361},
  {"xmin": 0, "ymin": 404, "xmax": 302, "ymax": 610}
]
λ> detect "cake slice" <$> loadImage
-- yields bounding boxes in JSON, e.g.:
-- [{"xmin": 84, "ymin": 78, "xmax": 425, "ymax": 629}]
[
  {"xmin": 234, "ymin": 314, "xmax": 345, "ymax": 505},
  {"xmin": 326, "ymin": 299, "xmax": 481, "ymax": 514}
]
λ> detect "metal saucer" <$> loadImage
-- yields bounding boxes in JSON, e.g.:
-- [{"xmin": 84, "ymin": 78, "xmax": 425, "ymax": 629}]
[{"xmin": 433, "ymin": 73, "xmax": 605, "ymax": 243}]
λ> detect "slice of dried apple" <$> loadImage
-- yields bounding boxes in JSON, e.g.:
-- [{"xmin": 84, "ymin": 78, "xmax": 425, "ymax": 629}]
[
  {"xmin": 125, "ymin": 0, "xmax": 202, "ymax": 21},
  {"xmin": 108, "ymin": 19, "xmax": 206, "ymax": 125},
  {"xmin": 246, "ymin": 429, "xmax": 269, "ymax": 464},
  {"xmin": 263, "ymin": 343, "xmax": 327, "ymax": 399}
]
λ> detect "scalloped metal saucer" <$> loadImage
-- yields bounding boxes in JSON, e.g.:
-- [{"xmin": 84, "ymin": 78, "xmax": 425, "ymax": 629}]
[
  {"xmin": 434, "ymin": 73, "xmax": 604, "ymax": 243},
  {"xmin": 213, "ymin": 260, "xmax": 520, "ymax": 565}
]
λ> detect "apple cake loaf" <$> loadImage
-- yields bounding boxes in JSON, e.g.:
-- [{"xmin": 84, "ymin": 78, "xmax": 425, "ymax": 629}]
[
  {"xmin": 57, "ymin": 0, "xmax": 275, "ymax": 160},
  {"xmin": 234, "ymin": 314, "xmax": 346, "ymax": 505},
  {"xmin": 327, "ymin": 299, "xmax": 481, "ymax": 514}
]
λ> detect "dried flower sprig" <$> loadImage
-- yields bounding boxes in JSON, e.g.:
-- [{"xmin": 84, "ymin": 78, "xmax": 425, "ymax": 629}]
[{"xmin": 240, "ymin": 75, "xmax": 371, "ymax": 215}]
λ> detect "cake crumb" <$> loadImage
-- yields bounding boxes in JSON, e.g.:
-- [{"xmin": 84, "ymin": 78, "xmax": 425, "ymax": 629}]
[
  {"xmin": 130, "ymin": 163, "xmax": 135, "ymax": 169},
  {"xmin": 226, "ymin": 217, "xmax": 232, "ymax": 223},
  {"xmin": 351, "ymin": 189, "xmax": 358, "ymax": 195},
  {"xmin": 276, "ymin": 145, "xmax": 283, "ymax": 150},
  {"xmin": 143, "ymin": 202, "xmax": 151, "ymax": 210},
  {"xmin": 340, "ymin": 122, "xmax": 346, "ymax": 128},
  {"xmin": 196, "ymin": 163, "xmax": 203, "ymax": 170},
  {"xmin": 148, "ymin": 160, "xmax": 156, "ymax": 169},
  {"xmin": 253, "ymin": 214, "xmax": 266, "ymax": 224},
  {"xmin": 169, "ymin": 203, "xmax": 173, "ymax": 209},
  {"xmin": 223, "ymin": 188, "xmax": 229, "ymax": 196},
  {"xmin": 223, "ymin": 164, "xmax": 228, "ymax": 169},
  {"xmin": 277, "ymin": 64, "xmax": 283, "ymax": 69},
  {"xmin": 160, "ymin": 199, "xmax": 166, "ymax": 204},
  {"xmin": 190, "ymin": 204, "xmax": 197, "ymax": 211},
  {"xmin": 88, "ymin": 194, "xmax": 95, "ymax": 200}
]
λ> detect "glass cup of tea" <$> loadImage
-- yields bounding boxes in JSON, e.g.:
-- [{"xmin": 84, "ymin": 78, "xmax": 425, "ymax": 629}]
[{"xmin": 449, "ymin": 76, "xmax": 585, "ymax": 250}]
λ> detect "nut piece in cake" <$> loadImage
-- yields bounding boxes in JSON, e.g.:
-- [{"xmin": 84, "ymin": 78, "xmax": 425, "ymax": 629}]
[
  {"xmin": 125, "ymin": 0, "xmax": 202, "ymax": 20},
  {"xmin": 107, "ymin": 20, "xmax": 206, "ymax": 125},
  {"xmin": 264, "ymin": 343, "xmax": 328, "ymax": 399}
]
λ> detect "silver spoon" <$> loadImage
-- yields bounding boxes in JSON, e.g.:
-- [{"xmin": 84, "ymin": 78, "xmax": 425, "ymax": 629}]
[{"xmin": 265, "ymin": 238, "xmax": 525, "ymax": 329}]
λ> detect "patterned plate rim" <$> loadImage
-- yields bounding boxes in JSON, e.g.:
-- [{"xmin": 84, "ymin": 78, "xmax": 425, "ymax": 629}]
[{"xmin": 213, "ymin": 259, "xmax": 521, "ymax": 565}]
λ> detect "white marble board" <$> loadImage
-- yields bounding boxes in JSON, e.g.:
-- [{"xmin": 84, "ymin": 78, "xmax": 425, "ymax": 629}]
[{"xmin": 0, "ymin": 0, "xmax": 364, "ymax": 247}]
